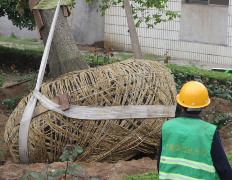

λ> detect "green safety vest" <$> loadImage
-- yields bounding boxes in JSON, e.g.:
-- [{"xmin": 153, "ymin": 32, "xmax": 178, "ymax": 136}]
[{"xmin": 159, "ymin": 117, "xmax": 220, "ymax": 180}]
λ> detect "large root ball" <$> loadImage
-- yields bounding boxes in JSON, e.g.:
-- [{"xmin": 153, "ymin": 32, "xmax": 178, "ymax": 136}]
[{"xmin": 4, "ymin": 59, "xmax": 177, "ymax": 163}]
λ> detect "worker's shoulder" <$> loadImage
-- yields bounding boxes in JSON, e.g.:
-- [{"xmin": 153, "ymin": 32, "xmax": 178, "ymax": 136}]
[{"xmin": 163, "ymin": 117, "xmax": 217, "ymax": 129}]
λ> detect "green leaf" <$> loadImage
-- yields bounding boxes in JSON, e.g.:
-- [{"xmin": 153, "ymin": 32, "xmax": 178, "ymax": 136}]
[
  {"xmin": 68, "ymin": 157, "xmax": 73, "ymax": 162},
  {"xmin": 58, "ymin": 169, "xmax": 66, "ymax": 176},
  {"xmin": 72, "ymin": 150, "xmax": 78, "ymax": 158},
  {"xmin": 75, "ymin": 146, "xmax": 83, "ymax": 153},
  {"xmin": 67, "ymin": 165, "xmax": 75, "ymax": 173},
  {"xmin": 75, "ymin": 165, "xmax": 83, "ymax": 170},
  {"xmin": 22, "ymin": 172, "xmax": 30, "ymax": 180},
  {"xmin": 59, "ymin": 154, "xmax": 66, "ymax": 159},
  {"xmin": 41, "ymin": 171, "xmax": 47, "ymax": 176},
  {"xmin": 51, "ymin": 170, "xmax": 58, "ymax": 177},
  {"xmin": 90, "ymin": 178, "xmax": 99, "ymax": 180},
  {"xmin": 0, "ymin": 151, "xmax": 5, "ymax": 157},
  {"xmin": 63, "ymin": 150, "xmax": 69, "ymax": 155},
  {"xmin": 30, "ymin": 172, "xmax": 40, "ymax": 178}
]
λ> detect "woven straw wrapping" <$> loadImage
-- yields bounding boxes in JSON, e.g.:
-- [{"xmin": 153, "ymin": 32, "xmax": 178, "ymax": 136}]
[{"xmin": 4, "ymin": 59, "xmax": 177, "ymax": 163}]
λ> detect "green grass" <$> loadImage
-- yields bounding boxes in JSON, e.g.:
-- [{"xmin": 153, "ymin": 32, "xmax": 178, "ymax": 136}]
[
  {"xmin": 116, "ymin": 53, "xmax": 166, "ymax": 61},
  {"xmin": 168, "ymin": 65, "xmax": 232, "ymax": 84},
  {"xmin": 143, "ymin": 54, "xmax": 165, "ymax": 61},
  {"xmin": 116, "ymin": 172, "xmax": 159, "ymax": 180},
  {"xmin": 226, "ymin": 152, "xmax": 232, "ymax": 167},
  {"xmin": 116, "ymin": 52, "xmax": 134, "ymax": 61},
  {"xmin": 0, "ymin": 36, "xmax": 44, "ymax": 51}
]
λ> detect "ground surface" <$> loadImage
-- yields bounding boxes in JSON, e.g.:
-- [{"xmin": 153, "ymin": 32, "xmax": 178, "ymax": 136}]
[
  {"xmin": 0, "ymin": 78, "xmax": 232, "ymax": 180},
  {"xmin": 0, "ymin": 41, "xmax": 232, "ymax": 179}
]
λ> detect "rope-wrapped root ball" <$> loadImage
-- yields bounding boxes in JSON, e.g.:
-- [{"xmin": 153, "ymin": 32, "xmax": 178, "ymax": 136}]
[{"xmin": 4, "ymin": 59, "xmax": 177, "ymax": 163}]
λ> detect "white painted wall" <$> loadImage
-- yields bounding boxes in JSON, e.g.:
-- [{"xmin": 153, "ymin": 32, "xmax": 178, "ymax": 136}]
[
  {"xmin": 104, "ymin": 0, "xmax": 232, "ymax": 65},
  {"xmin": 180, "ymin": 4, "xmax": 228, "ymax": 45},
  {"xmin": 0, "ymin": 0, "xmax": 105, "ymax": 45}
]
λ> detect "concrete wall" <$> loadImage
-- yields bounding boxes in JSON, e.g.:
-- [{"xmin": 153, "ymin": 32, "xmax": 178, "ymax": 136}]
[
  {"xmin": 69, "ymin": 0, "xmax": 105, "ymax": 45},
  {"xmin": 0, "ymin": 0, "xmax": 105, "ymax": 45},
  {"xmin": 104, "ymin": 0, "xmax": 232, "ymax": 65},
  {"xmin": 0, "ymin": 16, "xmax": 39, "ymax": 39},
  {"xmin": 180, "ymin": 4, "xmax": 228, "ymax": 45}
]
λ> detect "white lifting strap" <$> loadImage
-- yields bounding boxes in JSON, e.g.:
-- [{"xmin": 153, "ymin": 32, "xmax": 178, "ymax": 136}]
[
  {"xmin": 19, "ymin": 0, "xmax": 62, "ymax": 164},
  {"xmin": 33, "ymin": 89, "xmax": 177, "ymax": 120}
]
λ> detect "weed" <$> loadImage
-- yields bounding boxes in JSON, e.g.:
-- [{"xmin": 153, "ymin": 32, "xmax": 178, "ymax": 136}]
[
  {"xmin": 2, "ymin": 95, "xmax": 24, "ymax": 111},
  {"xmin": 10, "ymin": 32, "xmax": 18, "ymax": 39},
  {"xmin": 226, "ymin": 152, "xmax": 232, "ymax": 168},
  {"xmin": 116, "ymin": 52, "xmax": 133, "ymax": 61},
  {"xmin": 143, "ymin": 54, "xmax": 163, "ymax": 61},
  {"xmin": 22, "ymin": 137, "xmax": 99, "ymax": 180},
  {"xmin": 84, "ymin": 47, "xmax": 119, "ymax": 67},
  {"xmin": 31, "ymin": 38, "xmax": 38, "ymax": 42},
  {"xmin": 204, "ymin": 111, "xmax": 232, "ymax": 130},
  {"xmin": 200, "ymin": 65, "xmax": 205, "ymax": 68},
  {"xmin": 164, "ymin": 51, "xmax": 171, "ymax": 65},
  {"xmin": 188, "ymin": 61, "xmax": 197, "ymax": 68},
  {"xmin": 0, "ymin": 141, "xmax": 5, "ymax": 159},
  {"xmin": 117, "ymin": 172, "xmax": 159, "ymax": 180},
  {"xmin": 0, "ymin": 70, "xmax": 6, "ymax": 87}
]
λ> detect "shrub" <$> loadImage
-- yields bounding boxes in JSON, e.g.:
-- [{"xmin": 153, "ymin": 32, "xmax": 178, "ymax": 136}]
[{"xmin": 0, "ymin": 46, "xmax": 43, "ymax": 71}]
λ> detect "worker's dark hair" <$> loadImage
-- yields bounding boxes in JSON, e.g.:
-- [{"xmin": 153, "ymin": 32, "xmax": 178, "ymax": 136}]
[{"xmin": 183, "ymin": 107, "xmax": 203, "ymax": 115}]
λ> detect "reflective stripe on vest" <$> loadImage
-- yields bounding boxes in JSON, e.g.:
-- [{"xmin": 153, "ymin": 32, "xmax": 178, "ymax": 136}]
[
  {"xmin": 159, "ymin": 172, "xmax": 205, "ymax": 180},
  {"xmin": 160, "ymin": 156, "xmax": 216, "ymax": 173}
]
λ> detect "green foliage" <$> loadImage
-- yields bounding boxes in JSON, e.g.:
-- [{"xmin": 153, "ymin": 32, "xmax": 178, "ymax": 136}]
[
  {"xmin": 1, "ymin": 0, "xmax": 180, "ymax": 30},
  {"xmin": 0, "ymin": 141, "xmax": 5, "ymax": 159},
  {"xmin": 170, "ymin": 67, "xmax": 232, "ymax": 101},
  {"xmin": 0, "ymin": 0, "xmax": 36, "ymax": 30},
  {"xmin": 0, "ymin": 36, "xmax": 43, "ymax": 49},
  {"xmin": 2, "ymin": 95, "xmax": 24, "ymax": 111},
  {"xmin": 168, "ymin": 65, "xmax": 232, "ymax": 84},
  {"xmin": 116, "ymin": 52, "xmax": 134, "ymax": 61},
  {"xmin": 169, "ymin": 66, "xmax": 232, "ymax": 117},
  {"xmin": 204, "ymin": 111, "xmax": 232, "ymax": 130},
  {"xmin": 0, "ymin": 46, "xmax": 43, "ymax": 71},
  {"xmin": 13, "ymin": 70, "xmax": 39, "ymax": 90},
  {"xmin": 116, "ymin": 172, "xmax": 158, "ymax": 180},
  {"xmin": 22, "ymin": 137, "xmax": 98, "ymax": 180},
  {"xmin": 84, "ymin": 48, "xmax": 119, "ymax": 67},
  {"xmin": 31, "ymin": 38, "xmax": 38, "ymax": 42},
  {"xmin": 226, "ymin": 152, "xmax": 232, "ymax": 168},
  {"xmin": 143, "ymin": 54, "xmax": 164, "ymax": 61},
  {"xmin": 10, "ymin": 32, "xmax": 18, "ymax": 39},
  {"xmin": 0, "ymin": 70, "xmax": 6, "ymax": 87},
  {"xmin": 94, "ymin": 0, "xmax": 181, "ymax": 28}
]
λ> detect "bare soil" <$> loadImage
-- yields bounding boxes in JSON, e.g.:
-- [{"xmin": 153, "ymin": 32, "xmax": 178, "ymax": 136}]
[
  {"xmin": 201, "ymin": 97, "xmax": 232, "ymax": 153},
  {"xmin": 0, "ymin": 78, "xmax": 231, "ymax": 180}
]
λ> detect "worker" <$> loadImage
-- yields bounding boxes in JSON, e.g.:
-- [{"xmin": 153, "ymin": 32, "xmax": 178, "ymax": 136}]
[{"xmin": 157, "ymin": 81, "xmax": 232, "ymax": 180}]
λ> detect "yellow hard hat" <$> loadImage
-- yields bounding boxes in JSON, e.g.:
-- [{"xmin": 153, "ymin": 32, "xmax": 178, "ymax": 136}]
[{"xmin": 176, "ymin": 81, "xmax": 210, "ymax": 108}]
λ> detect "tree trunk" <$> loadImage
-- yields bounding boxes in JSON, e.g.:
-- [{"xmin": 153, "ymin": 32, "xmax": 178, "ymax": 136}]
[
  {"xmin": 39, "ymin": 7, "xmax": 89, "ymax": 79},
  {"xmin": 123, "ymin": 0, "xmax": 143, "ymax": 59}
]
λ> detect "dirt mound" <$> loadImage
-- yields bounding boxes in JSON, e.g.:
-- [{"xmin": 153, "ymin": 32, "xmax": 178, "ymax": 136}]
[
  {"xmin": 0, "ymin": 157, "xmax": 157, "ymax": 180},
  {"xmin": 219, "ymin": 123, "xmax": 232, "ymax": 153},
  {"xmin": 201, "ymin": 97, "xmax": 232, "ymax": 152},
  {"xmin": 0, "ymin": 83, "xmax": 30, "ymax": 116},
  {"xmin": 201, "ymin": 97, "xmax": 232, "ymax": 118}
]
